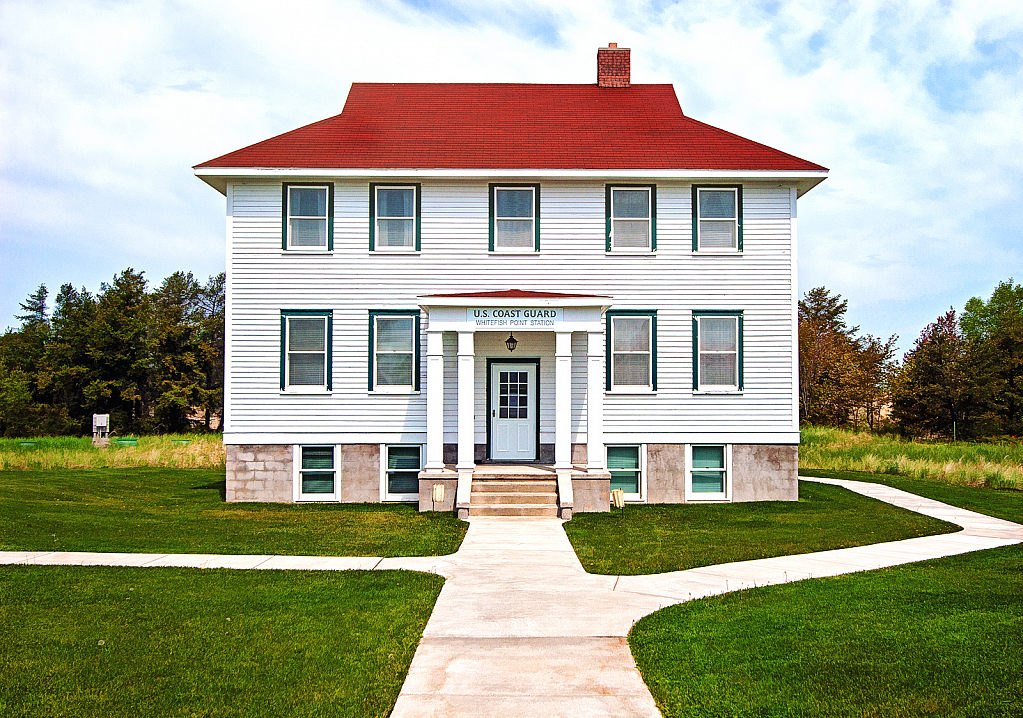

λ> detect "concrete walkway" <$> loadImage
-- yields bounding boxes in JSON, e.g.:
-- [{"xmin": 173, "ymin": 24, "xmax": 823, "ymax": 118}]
[{"xmin": 3, "ymin": 478, "xmax": 1022, "ymax": 717}]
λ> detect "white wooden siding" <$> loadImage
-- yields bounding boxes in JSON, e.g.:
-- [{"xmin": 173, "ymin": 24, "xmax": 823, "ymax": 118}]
[{"xmin": 225, "ymin": 180, "xmax": 796, "ymax": 443}]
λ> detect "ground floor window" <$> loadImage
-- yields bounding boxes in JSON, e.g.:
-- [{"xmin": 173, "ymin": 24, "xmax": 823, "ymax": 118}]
[
  {"xmin": 296, "ymin": 445, "xmax": 336, "ymax": 501},
  {"xmin": 382, "ymin": 444, "xmax": 421, "ymax": 501},
  {"xmin": 607, "ymin": 445, "xmax": 644, "ymax": 500},
  {"xmin": 687, "ymin": 444, "xmax": 730, "ymax": 501}
]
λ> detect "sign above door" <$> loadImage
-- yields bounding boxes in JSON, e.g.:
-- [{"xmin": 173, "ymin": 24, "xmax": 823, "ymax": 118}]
[{"xmin": 467, "ymin": 307, "xmax": 563, "ymax": 329}]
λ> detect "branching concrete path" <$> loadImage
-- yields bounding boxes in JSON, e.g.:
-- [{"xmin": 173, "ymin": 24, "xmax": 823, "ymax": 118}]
[{"xmin": 2, "ymin": 478, "xmax": 1021, "ymax": 717}]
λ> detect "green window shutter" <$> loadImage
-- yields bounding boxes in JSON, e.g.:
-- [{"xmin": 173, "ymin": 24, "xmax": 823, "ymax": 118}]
[
  {"xmin": 533, "ymin": 183, "xmax": 541, "ymax": 251},
  {"xmin": 415, "ymin": 183, "xmax": 422, "ymax": 252},
  {"xmin": 691, "ymin": 185, "xmax": 699, "ymax": 252},
  {"xmin": 738, "ymin": 314, "xmax": 744, "ymax": 390},
  {"xmin": 736, "ymin": 185, "xmax": 743, "ymax": 251},
  {"xmin": 650, "ymin": 185, "xmax": 657, "ymax": 251},
  {"xmin": 488, "ymin": 183, "xmax": 496, "ymax": 252},
  {"xmin": 368, "ymin": 183, "xmax": 376, "ymax": 251},
  {"xmin": 692, "ymin": 316, "xmax": 699, "ymax": 390}
]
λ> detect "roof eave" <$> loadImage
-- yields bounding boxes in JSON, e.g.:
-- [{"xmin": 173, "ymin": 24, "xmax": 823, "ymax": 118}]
[{"xmin": 194, "ymin": 167, "xmax": 828, "ymax": 196}]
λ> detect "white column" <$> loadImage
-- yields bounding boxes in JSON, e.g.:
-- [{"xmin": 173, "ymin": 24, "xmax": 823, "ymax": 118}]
[
  {"xmin": 424, "ymin": 330, "xmax": 445, "ymax": 471},
  {"xmin": 586, "ymin": 330, "xmax": 605, "ymax": 473},
  {"xmin": 555, "ymin": 331, "xmax": 572, "ymax": 469},
  {"xmin": 456, "ymin": 331, "xmax": 476, "ymax": 470}
]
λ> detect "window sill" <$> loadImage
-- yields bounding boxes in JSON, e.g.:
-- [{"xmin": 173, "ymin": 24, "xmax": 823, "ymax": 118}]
[
  {"xmin": 371, "ymin": 249, "xmax": 420, "ymax": 254},
  {"xmin": 489, "ymin": 249, "xmax": 539, "ymax": 255},
  {"xmin": 297, "ymin": 497, "xmax": 338, "ymax": 502},
  {"xmin": 692, "ymin": 249, "xmax": 742, "ymax": 255},
  {"xmin": 693, "ymin": 390, "xmax": 742, "ymax": 395},
  {"xmin": 686, "ymin": 496, "xmax": 729, "ymax": 502},
  {"xmin": 606, "ymin": 251, "xmax": 656, "ymax": 256},
  {"xmin": 383, "ymin": 495, "xmax": 420, "ymax": 502},
  {"xmin": 282, "ymin": 250, "xmax": 332, "ymax": 256},
  {"xmin": 281, "ymin": 389, "xmax": 332, "ymax": 395},
  {"xmin": 371, "ymin": 388, "xmax": 420, "ymax": 395},
  {"xmin": 606, "ymin": 388, "xmax": 655, "ymax": 395}
]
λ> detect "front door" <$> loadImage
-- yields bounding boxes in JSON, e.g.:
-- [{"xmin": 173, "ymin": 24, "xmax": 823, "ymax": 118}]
[{"xmin": 490, "ymin": 362, "xmax": 538, "ymax": 461}]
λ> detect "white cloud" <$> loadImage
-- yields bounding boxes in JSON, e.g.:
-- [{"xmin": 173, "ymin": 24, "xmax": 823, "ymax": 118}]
[{"xmin": 2, "ymin": 0, "xmax": 1022, "ymax": 352}]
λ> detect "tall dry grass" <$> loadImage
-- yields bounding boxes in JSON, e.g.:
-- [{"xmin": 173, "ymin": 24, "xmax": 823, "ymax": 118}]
[
  {"xmin": 800, "ymin": 426, "xmax": 1023, "ymax": 490},
  {"xmin": 0, "ymin": 435, "xmax": 225, "ymax": 470}
]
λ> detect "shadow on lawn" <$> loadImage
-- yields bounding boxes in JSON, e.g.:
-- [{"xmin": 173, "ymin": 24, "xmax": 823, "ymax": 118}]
[{"xmin": 191, "ymin": 480, "xmax": 227, "ymax": 501}]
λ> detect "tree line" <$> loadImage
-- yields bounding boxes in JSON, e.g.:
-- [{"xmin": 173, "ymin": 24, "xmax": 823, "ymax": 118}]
[
  {"xmin": 0, "ymin": 269, "xmax": 224, "ymax": 437},
  {"xmin": 799, "ymin": 280, "xmax": 1023, "ymax": 439}
]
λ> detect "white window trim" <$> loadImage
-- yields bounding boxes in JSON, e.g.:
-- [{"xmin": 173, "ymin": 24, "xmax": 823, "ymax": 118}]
[
  {"xmin": 293, "ymin": 444, "xmax": 338, "ymax": 502},
  {"xmin": 373, "ymin": 185, "xmax": 417, "ymax": 252},
  {"xmin": 607, "ymin": 444, "xmax": 647, "ymax": 502},
  {"xmin": 285, "ymin": 315, "xmax": 329, "ymax": 392},
  {"xmin": 493, "ymin": 185, "xmax": 536, "ymax": 253},
  {"xmin": 697, "ymin": 315, "xmax": 740, "ymax": 393},
  {"xmin": 610, "ymin": 315, "xmax": 654, "ymax": 392},
  {"xmin": 372, "ymin": 314, "xmax": 417, "ymax": 393},
  {"xmin": 610, "ymin": 186, "xmax": 652, "ymax": 252},
  {"xmin": 696, "ymin": 186, "xmax": 740, "ymax": 253},
  {"xmin": 380, "ymin": 443, "xmax": 422, "ymax": 502},
  {"xmin": 685, "ymin": 444, "xmax": 732, "ymax": 502},
  {"xmin": 286, "ymin": 184, "xmax": 330, "ymax": 251}
]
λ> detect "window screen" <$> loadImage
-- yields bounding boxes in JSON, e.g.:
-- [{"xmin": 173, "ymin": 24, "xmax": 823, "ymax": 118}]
[
  {"xmin": 691, "ymin": 445, "xmax": 726, "ymax": 494},
  {"xmin": 375, "ymin": 316, "xmax": 414, "ymax": 387},
  {"xmin": 288, "ymin": 186, "xmax": 328, "ymax": 248},
  {"xmin": 697, "ymin": 188, "xmax": 738, "ymax": 249},
  {"xmin": 608, "ymin": 446, "xmax": 641, "ymax": 494},
  {"xmin": 494, "ymin": 187, "xmax": 535, "ymax": 249},
  {"xmin": 288, "ymin": 316, "xmax": 327, "ymax": 386},
  {"xmin": 697, "ymin": 316, "xmax": 738, "ymax": 389},
  {"xmin": 612, "ymin": 316, "xmax": 652, "ymax": 388},
  {"xmin": 387, "ymin": 445, "xmax": 421, "ymax": 495},
  {"xmin": 611, "ymin": 188, "xmax": 651, "ymax": 249},
  {"xmin": 376, "ymin": 187, "xmax": 415, "ymax": 248},
  {"xmin": 301, "ymin": 446, "xmax": 335, "ymax": 494}
]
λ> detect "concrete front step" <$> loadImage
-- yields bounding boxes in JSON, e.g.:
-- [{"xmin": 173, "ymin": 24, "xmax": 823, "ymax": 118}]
[
  {"xmin": 467, "ymin": 504, "xmax": 560, "ymax": 517},
  {"xmin": 472, "ymin": 492, "xmax": 558, "ymax": 506},
  {"xmin": 473, "ymin": 480, "xmax": 557, "ymax": 494}
]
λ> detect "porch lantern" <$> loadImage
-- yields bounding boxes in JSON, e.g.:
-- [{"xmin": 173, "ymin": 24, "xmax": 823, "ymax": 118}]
[{"xmin": 505, "ymin": 333, "xmax": 518, "ymax": 352}]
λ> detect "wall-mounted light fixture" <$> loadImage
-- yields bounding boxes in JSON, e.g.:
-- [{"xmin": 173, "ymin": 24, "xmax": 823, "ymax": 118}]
[{"xmin": 505, "ymin": 333, "xmax": 518, "ymax": 352}]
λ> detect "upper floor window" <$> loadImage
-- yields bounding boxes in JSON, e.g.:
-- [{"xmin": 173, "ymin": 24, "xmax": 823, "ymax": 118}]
[
  {"xmin": 369, "ymin": 310, "xmax": 421, "ymax": 392},
  {"xmin": 283, "ymin": 183, "xmax": 333, "ymax": 250},
  {"xmin": 606, "ymin": 311, "xmax": 657, "ymax": 392},
  {"xmin": 693, "ymin": 311, "xmax": 743, "ymax": 392},
  {"xmin": 692, "ymin": 185, "xmax": 742, "ymax": 252},
  {"xmin": 490, "ymin": 184, "xmax": 540, "ymax": 252},
  {"xmin": 607, "ymin": 185, "xmax": 656, "ymax": 251},
  {"xmin": 281, "ymin": 310, "xmax": 332, "ymax": 391},
  {"xmin": 370, "ymin": 184, "xmax": 420, "ymax": 251}
]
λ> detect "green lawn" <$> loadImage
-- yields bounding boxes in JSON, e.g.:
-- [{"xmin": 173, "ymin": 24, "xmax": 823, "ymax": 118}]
[
  {"xmin": 801, "ymin": 468, "xmax": 1023, "ymax": 524},
  {"xmin": 0, "ymin": 565, "xmax": 443, "ymax": 718},
  {"xmin": 630, "ymin": 474, "xmax": 1023, "ymax": 717},
  {"xmin": 630, "ymin": 544, "xmax": 1023, "ymax": 718},
  {"xmin": 0, "ymin": 469, "xmax": 467, "ymax": 556},
  {"xmin": 564, "ymin": 481, "xmax": 957, "ymax": 575}
]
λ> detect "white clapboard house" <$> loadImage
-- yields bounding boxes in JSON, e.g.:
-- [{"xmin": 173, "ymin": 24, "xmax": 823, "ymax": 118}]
[{"xmin": 194, "ymin": 45, "xmax": 827, "ymax": 517}]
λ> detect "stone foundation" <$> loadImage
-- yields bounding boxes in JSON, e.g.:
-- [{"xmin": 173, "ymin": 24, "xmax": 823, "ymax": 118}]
[
  {"xmin": 571, "ymin": 475, "xmax": 611, "ymax": 512},
  {"xmin": 731, "ymin": 444, "xmax": 798, "ymax": 502},
  {"xmin": 226, "ymin": 444, "xmax": 294, "ymax": 502},
  {"xmin": 418, "ymin": 477, "xmax": 458, "ymax": 512},
  {"xmin": 337, "ymin": 445, "xmax": 380, "ymax": 503}
]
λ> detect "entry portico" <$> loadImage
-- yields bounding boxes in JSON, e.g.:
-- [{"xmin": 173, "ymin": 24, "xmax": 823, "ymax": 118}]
[{"xmin": 418, "ymin": 290, "xmax": 611, "ymax": 515}]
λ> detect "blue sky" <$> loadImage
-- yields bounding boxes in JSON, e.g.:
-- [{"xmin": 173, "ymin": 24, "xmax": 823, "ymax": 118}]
[{"xmin": 2, "ymin": 0, "xmax": 1022, "ymax": 354}]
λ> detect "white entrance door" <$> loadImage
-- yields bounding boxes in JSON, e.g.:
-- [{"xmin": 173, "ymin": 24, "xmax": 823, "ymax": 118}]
[{"xmin": 490, "ymin": 363, "xmax": 537, "ymax": 461}]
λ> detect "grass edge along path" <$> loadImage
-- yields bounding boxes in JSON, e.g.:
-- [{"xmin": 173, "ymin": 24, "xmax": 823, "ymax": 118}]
[
  {"xmin": 800, "ymin": 468, "xmax": 1023, "ymax": 525},
  {"xmin": 564, "ymin": 480, "xmax": 958, "ymax": 575},
  {"xmin": 0, "ymin": 565, "xmax": 444, "ymax": 718},
  {"xmin": 630, "ymin": 543, "xmax": 1023, "ymax": 718},
  {"xmin": 0, "ymin": 468, "xmax": 467, "ymax": 557}
]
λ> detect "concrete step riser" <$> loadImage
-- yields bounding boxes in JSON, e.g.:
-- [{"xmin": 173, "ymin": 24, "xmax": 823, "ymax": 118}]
[
  {"xmin": 467, "ymin": 505, "xmax": 560, "ymax": 517},
  {"xmin": 473, "ymin": 482, "xmax": 557, "ymax": 494},
  {"xmin": 472, "ymin": 493, "xmax": 558, "ymax": 505}
]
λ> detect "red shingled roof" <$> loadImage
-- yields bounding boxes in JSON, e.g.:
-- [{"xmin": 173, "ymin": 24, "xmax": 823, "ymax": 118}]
[{"xmin": 195, "ymin": 83, "xmax": 826, "ymax": 172}]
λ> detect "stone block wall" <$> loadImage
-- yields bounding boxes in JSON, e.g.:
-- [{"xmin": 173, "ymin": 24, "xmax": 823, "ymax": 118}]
[
  {"xmin": 572, "ymin": 476, "xmax": 610, "ymax": 512},
  {"xmin": 731, "ymin": 444, "xmax": 798, "ymax": 502},
  {"xmin": 226, "ymin": 444, "xmax": 293, "ymax": 502},
  {"xmin": 418, "ymin": 477, "xmax": 457, "ymax": 512}
]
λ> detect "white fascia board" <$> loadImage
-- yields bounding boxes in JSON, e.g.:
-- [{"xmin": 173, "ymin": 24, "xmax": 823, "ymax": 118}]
[
  {"xmin": 419, "ymin": 296, "xmax": 611, "ymax": 308},
  {"xmin": 195, "ymin": 167, "xmax": 828, "ymax": 195}
]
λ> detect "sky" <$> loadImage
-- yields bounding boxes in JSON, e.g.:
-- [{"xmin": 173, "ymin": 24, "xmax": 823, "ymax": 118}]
[{"xmin": 2, "ymin": 0, "xmax": 1022, "ymax": 355}]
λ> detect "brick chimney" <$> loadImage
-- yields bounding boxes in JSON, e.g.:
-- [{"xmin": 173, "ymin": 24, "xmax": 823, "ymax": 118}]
[{"xmin": 597, "ymin": 42, "xmax": 630, "ymax": 87}]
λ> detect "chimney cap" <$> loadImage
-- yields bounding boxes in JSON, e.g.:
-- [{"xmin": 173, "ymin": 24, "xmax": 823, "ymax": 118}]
[{"xmin": 609, "ymin": 42, "xmax": 617, "ymax": 48}]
